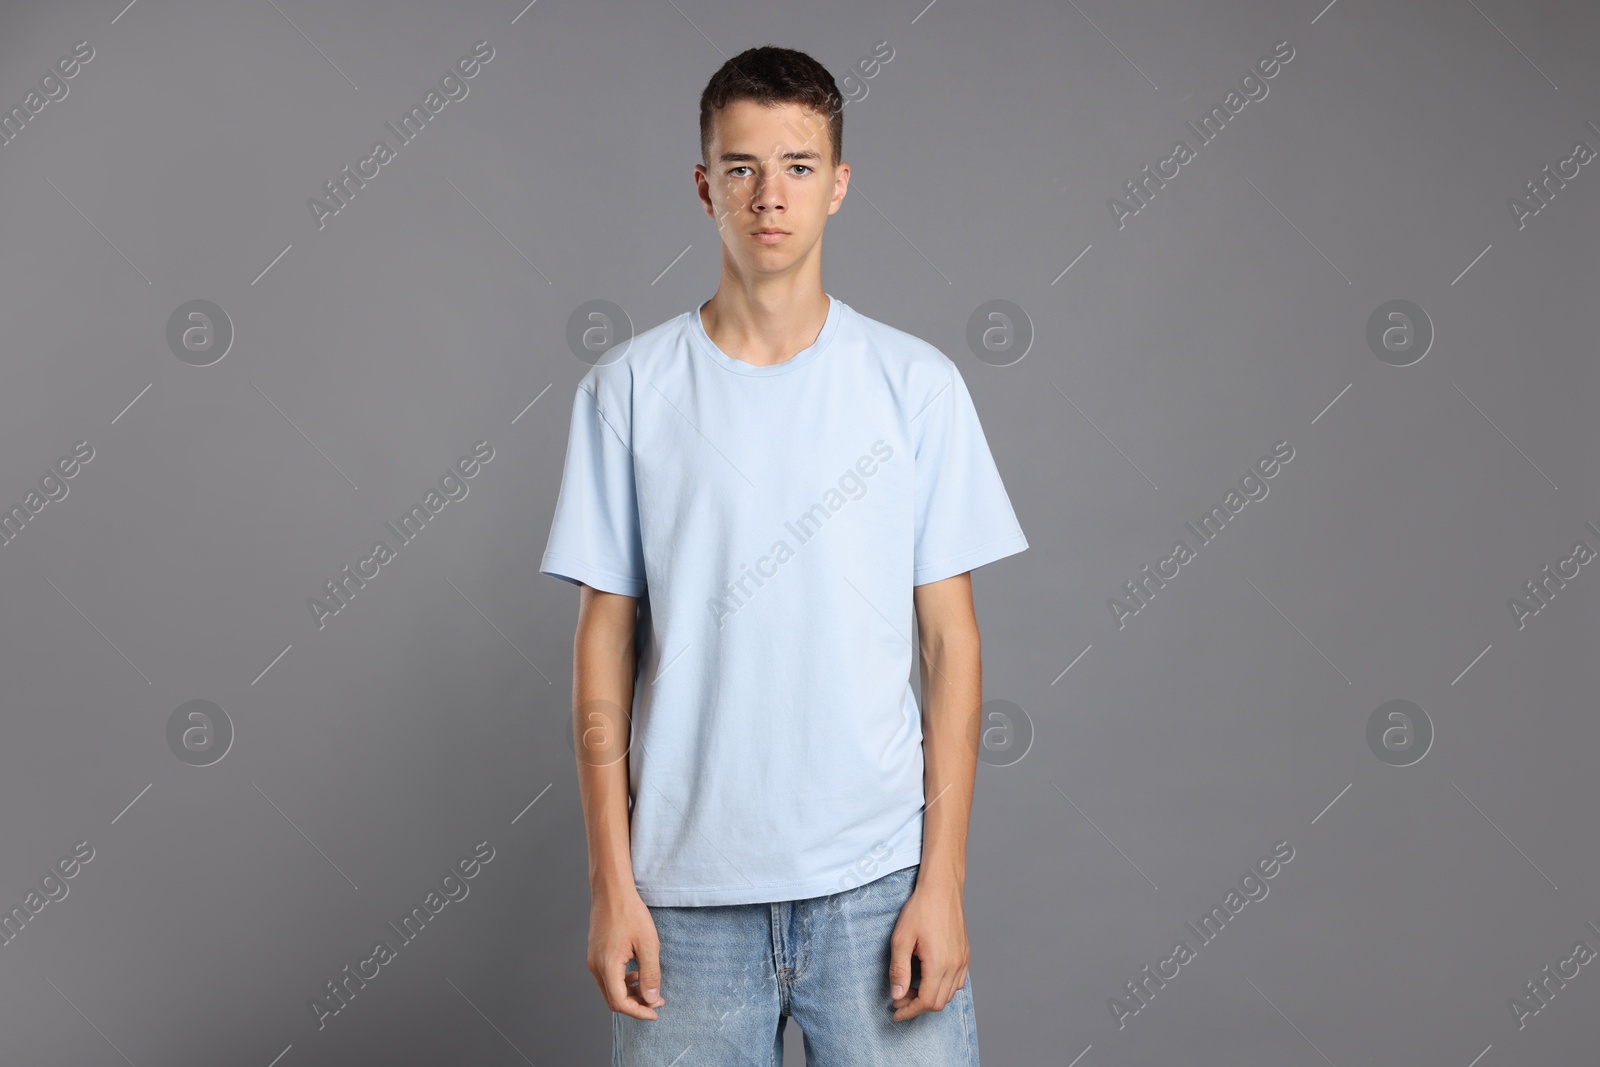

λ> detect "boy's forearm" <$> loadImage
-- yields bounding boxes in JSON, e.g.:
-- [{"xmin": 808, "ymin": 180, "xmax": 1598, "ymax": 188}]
[
  {"xmin": 573, "ymin": 590, "xmax": 639, "ymax": 898},
  {"xmin": 917, "ymin": 629, "xmax": 982, "ymax": 895}
]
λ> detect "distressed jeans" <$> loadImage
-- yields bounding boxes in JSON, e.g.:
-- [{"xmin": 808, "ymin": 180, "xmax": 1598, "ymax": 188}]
[{"xmin": 614, "ymin": 864, "xmax": 980, "ymax": 1066}]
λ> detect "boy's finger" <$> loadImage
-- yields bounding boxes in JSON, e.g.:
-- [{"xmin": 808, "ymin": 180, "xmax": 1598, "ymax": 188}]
[
  {"xmin": 636, "ymin": 939, "xmax": 665, "ymax": 1007},
  {"xmin": 891, "ymin": 986, "xmax": 933, "ymax": 1021},
  {"xmin": 888, "ymin": 936, "xmax": 915, "ymax": 1000},
  {"xmin": 609, "ymin": 961, "xmax": 658, "ymax": 1020}
]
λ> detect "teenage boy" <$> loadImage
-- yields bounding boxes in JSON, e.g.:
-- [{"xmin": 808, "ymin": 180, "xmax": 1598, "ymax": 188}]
[{"xmin": 540, "ymin": 45, "xmax": 1026, "ymax": 1064}]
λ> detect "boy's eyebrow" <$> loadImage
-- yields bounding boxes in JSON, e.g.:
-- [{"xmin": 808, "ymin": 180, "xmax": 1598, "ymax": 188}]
[{"xmin": 717, "ymin": 148, "xmax": 824, "ymax": 163}]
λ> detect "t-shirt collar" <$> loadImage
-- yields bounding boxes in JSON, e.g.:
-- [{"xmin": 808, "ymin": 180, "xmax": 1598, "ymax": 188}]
[{"xmin": 689, "ymin": 294, "xmax": 842, "ymax": 377}]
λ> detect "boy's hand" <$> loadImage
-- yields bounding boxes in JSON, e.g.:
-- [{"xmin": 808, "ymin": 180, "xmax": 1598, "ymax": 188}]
[
  {"xmin": 588, "ymin": 886, "xmax": 667, "ymax": 1020},
  {"xmin": 888, "ymin": 879, "xmax": 970, "ymax": 1021}
]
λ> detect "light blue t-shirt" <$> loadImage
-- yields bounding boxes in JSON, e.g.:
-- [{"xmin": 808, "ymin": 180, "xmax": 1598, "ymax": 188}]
[{"xmin": 540, "ymin": 294, "xmax": 1028, "ymax": 906}]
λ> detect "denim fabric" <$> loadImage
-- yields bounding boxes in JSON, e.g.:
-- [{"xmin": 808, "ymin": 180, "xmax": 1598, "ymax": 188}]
[{"xmin": 613, "ymin": 864, "xmax": 979, "ymax": 1065}]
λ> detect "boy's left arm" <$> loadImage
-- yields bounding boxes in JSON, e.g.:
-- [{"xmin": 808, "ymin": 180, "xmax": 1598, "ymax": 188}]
[{"xmin": 890, "ymin": 571, "xmax": 982, "ymax": 1022}]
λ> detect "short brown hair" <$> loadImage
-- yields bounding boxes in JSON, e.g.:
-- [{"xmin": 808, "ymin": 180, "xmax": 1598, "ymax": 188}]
[{"xmin": 699, "ymin": 46, "xmax": 843, "ymax": 168}]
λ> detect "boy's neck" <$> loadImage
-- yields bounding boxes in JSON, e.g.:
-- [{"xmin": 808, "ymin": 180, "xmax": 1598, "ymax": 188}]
[{"xmin": 698, "ymin": 283, "xmax": 830, "ymax": 368}]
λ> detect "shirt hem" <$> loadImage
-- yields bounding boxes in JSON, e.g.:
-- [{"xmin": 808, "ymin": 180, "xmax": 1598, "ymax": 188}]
[
  {"xmin": 913, "ymin": 529, "xmax": 1029, "ymax": 587},
  {"xmin": 539, "ymin": 554, "xmax": 645, "ymax": 597},
  {"xmin": 635, "ymin": 849, "xmax": 924, "ymax": 907}
]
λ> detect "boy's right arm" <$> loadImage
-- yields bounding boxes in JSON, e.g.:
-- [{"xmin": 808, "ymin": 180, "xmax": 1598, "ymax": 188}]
[{"xmin": 574, "ymin": 583, "xmax": 665, "ymax": 1020}]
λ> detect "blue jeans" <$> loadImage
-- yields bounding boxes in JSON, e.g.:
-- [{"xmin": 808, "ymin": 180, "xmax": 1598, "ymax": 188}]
[{"xmin": 614, "ymin": 864, "xmax": 980, "ymax": 1065}]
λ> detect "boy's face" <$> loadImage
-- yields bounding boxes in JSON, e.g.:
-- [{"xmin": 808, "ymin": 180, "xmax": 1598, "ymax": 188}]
[{"xmin": 696, "ymin": 99, "xmax": 849, "ymax": 278}]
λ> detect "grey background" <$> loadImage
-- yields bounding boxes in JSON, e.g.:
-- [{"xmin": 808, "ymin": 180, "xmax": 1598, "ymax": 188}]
[{"xmin": 1, "ymin": 0, "xmax": 1597, "ymax": 1063}]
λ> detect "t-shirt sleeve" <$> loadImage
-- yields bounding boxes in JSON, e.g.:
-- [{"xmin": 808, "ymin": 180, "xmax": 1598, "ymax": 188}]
[
  {"xmin": 911, "ymin": 361, "xmax": 1029, "ymax": 586},
  {"xmin": 539, "ymin": 384, "xmax": 647, "ymax": 597}
]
